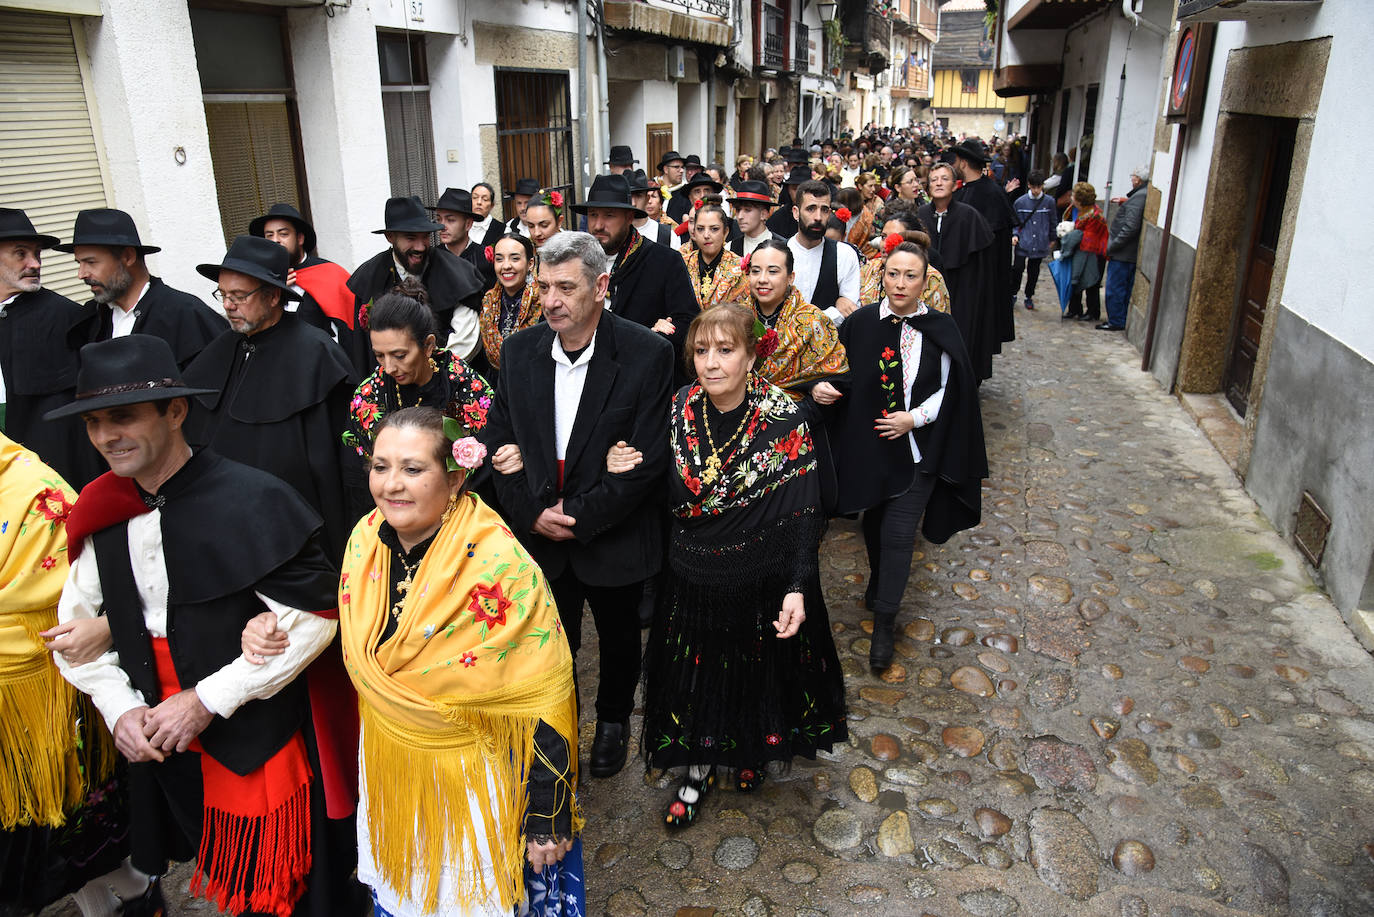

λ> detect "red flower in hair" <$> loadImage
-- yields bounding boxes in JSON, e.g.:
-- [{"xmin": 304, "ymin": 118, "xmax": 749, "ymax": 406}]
[
  {"xmin": 693, "ymin": 198, "xmax": 704, "ymax": 210},
  {"xmin": 673, "ymin": 221, "xmax": 690, "ymax": 236},
  {"xmin": 483, "ymin": 245, "xmax": 494, "ymax": 263},
  {"xmin": 549, "ymin": 190, "xmax": 564, "ymax": 208},
  {"xmin": 883, "ymin": 232, "xmax": 906, "ymax": 255},
  {"xmin": 740, "ymin": 253, "xmax": 751, "ymax": 272},
  {"xmin": 836, "ymin": 207, "xmax": 853, "ymax": 223},
  {"xmin": 757, "ymin": 329, "xmax": 780, "ymax": 359}
]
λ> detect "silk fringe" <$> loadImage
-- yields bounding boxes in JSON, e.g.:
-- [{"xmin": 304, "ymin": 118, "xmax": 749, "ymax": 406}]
[{"xmin": 190, "ymin": 780, "xmax": 312, "ymax": 917}]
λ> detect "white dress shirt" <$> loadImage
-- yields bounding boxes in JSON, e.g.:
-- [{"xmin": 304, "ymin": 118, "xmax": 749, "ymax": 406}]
[
  {"xmin": 634, "ymin": 217, "xmax": 681, "ymax": 250},
  {"xmin": 469, "ymin": 215, "xmax": 493, "ymax": 247},
  {"xmin": 55, "ymin": 511, "xmax": 336, "ymax": 732},
  {"xmin": 109, "ymin": 281, "xmax": 152, "ymax": 338},
  {"xmin": 551, "ymin": 331, "xmax": 597, "ymax": 464},
  {"xmin": 877, "ymin": 299, "xmax": 951, "ymax": 463},
  {"xmin": 788, "ymin": 236, "xmax": 860, "ymax": 326}
]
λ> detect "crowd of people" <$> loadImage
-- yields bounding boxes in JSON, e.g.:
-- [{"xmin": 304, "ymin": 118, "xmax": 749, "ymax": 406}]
[{"xmin": 0, "ymin": 123, "xmax": 1155, "ymax": 917}]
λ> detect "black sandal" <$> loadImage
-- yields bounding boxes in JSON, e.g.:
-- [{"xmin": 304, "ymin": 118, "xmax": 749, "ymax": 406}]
[
  {"xmin": 735, "ymin": 766, "xmax": 767, "ymax": 793},
  {"xmin": 664, "ymin": 766, "xmax": 715, "ymax": 829}
]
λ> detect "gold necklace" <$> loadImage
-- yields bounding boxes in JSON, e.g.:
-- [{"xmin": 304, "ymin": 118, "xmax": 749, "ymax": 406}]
[
  {"xmin": 390, "ymin": 553, "xmax": 422, "ymax": 620},
  {"xmin": 699, "ymin": 397, "xmax": 751, "ymax": 485}
]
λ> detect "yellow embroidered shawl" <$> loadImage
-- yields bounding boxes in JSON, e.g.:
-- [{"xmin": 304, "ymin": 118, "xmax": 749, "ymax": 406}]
[
  {"xmin": 0, "ymin": 434, "xmax": 110, "ymax": 828},
  {"xmin": 339, "ymin": 493, "xmax": 577, "ymax": 913},
  {"xmin": 479, "ymin": 282, "xmax": 542, "ymax": 371},
  {"xmin": 682, "ymin": 246, "xmax": 749, "ymax": 309},
  {"xmin": 746, "ymin": 288, "xmax": 849, "ymax": 399},
  {"xmin": 860, "ymin": 258, "xmax": 951, "ymax": 314}
]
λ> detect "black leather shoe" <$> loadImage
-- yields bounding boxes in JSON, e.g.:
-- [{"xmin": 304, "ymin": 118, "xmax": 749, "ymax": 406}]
[
  {"xmin": 1095, "ymin": 322, "xmax": 1124, "ymax": 331},
  {"xmin": 869, "ymin": 615, "xmax": 896, "ymax": 671},
  {"xmin": 590, "ymin": 720, "xmax": 629, "ymax": 777}
]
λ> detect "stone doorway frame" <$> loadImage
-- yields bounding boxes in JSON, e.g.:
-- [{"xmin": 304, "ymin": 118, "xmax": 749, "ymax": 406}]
[{"xmin": 1173, "ymin": 38, "xmax": 1329, "ymax": 475}]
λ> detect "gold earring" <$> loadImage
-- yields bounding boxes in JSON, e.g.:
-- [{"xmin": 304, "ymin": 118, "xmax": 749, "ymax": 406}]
[
  {"xmin": 440, "ymin": 492, "xmax": 458, "ymax": 524},
  {"xmin": 428, "ymin": 354, "xmax": 439, "ymax": 373}
]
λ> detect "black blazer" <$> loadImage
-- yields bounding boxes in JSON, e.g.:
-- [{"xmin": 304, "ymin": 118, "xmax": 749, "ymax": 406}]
[
  {"xmin": 608, "ymin": 231, "xmax": 699, "ymax": 357},
  {"xmin": 483, "ymin": 310, "xmax": 674, "ymax": 587}
]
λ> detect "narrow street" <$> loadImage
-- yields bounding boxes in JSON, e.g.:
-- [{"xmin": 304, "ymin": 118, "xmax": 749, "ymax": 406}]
[
  {"xmin": 42, "ymin": 306, "xmax": 1374, "ymax": 917},
  {"xmin": 576, "ymin": 303, "xmax": 1374, "ymax": 916}
]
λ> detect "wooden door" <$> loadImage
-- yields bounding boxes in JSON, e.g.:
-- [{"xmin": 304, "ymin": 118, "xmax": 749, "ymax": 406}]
[
  {"xmin": 1224, "ymin": 120, "xmax": 1295, "ymax": 416},
  {"xmin": 645, "ymin": 123, "xmax": 674, "ymax": 178}
]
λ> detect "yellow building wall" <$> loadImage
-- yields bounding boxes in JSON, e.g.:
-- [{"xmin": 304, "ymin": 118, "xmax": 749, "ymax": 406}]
[{"xmin": 934, "ymin": 68, "xmax": 1027, "ymax": 113}]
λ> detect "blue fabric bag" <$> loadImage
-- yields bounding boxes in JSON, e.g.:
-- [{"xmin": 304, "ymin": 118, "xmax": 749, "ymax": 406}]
[{"xmin": 519, "ymin": 837, "xmax": 587, "ymax": 917}]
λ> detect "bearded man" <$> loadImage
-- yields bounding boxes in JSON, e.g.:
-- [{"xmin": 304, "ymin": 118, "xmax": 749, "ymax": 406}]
[
  {"xmin": 249, "ymin": 202, "xmax": 355, "ymax": 349},
  {"xmin": 346, "ymin": 196, "xmax": 486, "ymax": 370},
  {"xmin": 786, "ymin": 180, "xmax": 860, "ymax": 325},
  {"xmin": 62, "ymin": 208, "xmax": 225, "ymax": 367}
]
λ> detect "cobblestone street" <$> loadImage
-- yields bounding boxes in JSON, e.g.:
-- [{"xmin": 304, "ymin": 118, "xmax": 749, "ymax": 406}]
[
  {"xmin": 577, "ymin": 303, "xmax": 1374, "ymax": 917},
  {"xmin": 42, "ymin": 304, "xmax": 1374, "ymax": 917}
]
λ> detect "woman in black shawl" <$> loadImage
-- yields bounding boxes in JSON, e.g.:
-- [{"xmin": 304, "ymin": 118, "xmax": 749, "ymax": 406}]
[
  {"xmin": 814, "ymin": 241, "xmax": 987, "ymax": 671},
  {"xmin": 638, "ymin": 303, "xmax": 847, "ymax": 829}
]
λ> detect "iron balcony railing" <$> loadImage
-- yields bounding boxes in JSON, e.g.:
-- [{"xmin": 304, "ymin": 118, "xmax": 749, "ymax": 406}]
[
  {"xmin": 761, "ymin": 4, "xmax": 786, "ymax": 70},
  {"xmin": 794, "ymin": 21, "xmax": 810, "ymax": 72},
  {"xmin": 648, "ymin": 0, "xmax": 730, "ymax": 17}
]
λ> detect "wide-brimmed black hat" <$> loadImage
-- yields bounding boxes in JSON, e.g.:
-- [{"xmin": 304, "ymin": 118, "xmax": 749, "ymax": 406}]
[
  {"xmin": 429, "ymin": 188, "xmax": 478, "ymax": 218},
  {"xmin": 624, "ymin": 170, "xmax": 653, "ymax": 194},
  {"xmin": 783, "ymin": 165, "xmax": 813, "ymax": 185},
  {"xmin": 681, "ymin": 172, "xmax": 723, "ymax": 195},
  {"xmin": 195, "ymin": 235, "xmax": 300, "ymax": 301},
  {"xmin": 949, "ymin": 138, "xmax": 990, "ymax": 165},
  {"xmin": 784, "ymin": 147, "xmax": 810, "ymax": 164},
  {"xmin": 248, "ymin": 202, "xmax": 316, "ymax": 254},
  {"xmin": 44, "ymin": 335, "xmax": 218, "ymax": 420},
  {"xmin": 373, "ymin": 196, "xmax": 443, "ymax": 234},
  {"xmin": 504, "ymin": 178, "xmax": 541, "ymax": 198},
  {"xmin": 571, "ymin": 173, "xmax": 647, "ymax": 217},
  {"xmin": 54, "ymin": 208, "xmax": 159, "ymax": 254},
  {"xmin": 605, "ymin": 145, "xmax": 638, "ymax": 166},
  {"xmin": 684, "ymin": 154, "xmax": 703, "ymax": 169},
  {"xmin": 657, "ymin": 150, "xmax": 686, "ymax": 170},
  {"xmin": 0, "ymin": 208, "xmax": 59, "ymax": 249},
  {"xmin": 727, "ymin": 180, "xmax": 779, "ymax": 209}
]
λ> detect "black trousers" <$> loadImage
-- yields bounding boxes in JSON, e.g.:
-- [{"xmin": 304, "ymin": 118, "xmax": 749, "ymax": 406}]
[
  {"xmin": 860, "ymin": 472, "xmax": 936, "ymax": 616},
  {"xmin": 1065, "ymin": 255, "xmax": 1105, "ymax": 319},
  {"xmin": 549, "ymin": 573, "xmax": 644, "ymax": 723},
  {"xmin": 1011, "ymin": 254, "xmax": 1043, "ymax": 299}
]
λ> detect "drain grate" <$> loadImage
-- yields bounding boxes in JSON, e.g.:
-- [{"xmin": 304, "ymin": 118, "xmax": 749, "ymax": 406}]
[{"xmin": 1293, "ymin": 490, "xmax": 1331, "ymax": 568}]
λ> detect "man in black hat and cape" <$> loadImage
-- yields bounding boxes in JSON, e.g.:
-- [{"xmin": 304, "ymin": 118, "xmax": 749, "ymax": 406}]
[
  {"xmin": 667, "ymin": 173, "xmax": 740, "ymax": 237},
  {"xmin": 503, "ymin": 178, "xmax": 541, "ymax": 237},
  {"xmin": 918, "ymin": 162, "xmax": 997, "ymax": 382},
  {"xmin": 726, "ymin": 181, "xmax": 785, "ymax": 256},
  {"xmin": 249, "ymin": 202, "xmax": 356, "ymax": 351},
  {"xmin": 605, "ymin": 145, "xmax": 638, "ymax": 176},
  {"xmin": 950, "ymin": 139, "xmax": 1017, "ymax": 353},
  {"xmin": 0, "ymin": 208, "xmax": 104, "ymax": 487},
  {"xmin": 182, "ymin": 236, "xmax": 357, "ymax": 557},
  {"xmin": 431, "ymin": 187, "xmax": 496, "ymax": 290},
  {"xmin": 767, "ymin": 164, "xmax": 811, "ymax": 239},
  {"xmin": 346, "ymin": 196, "xmax": 486, "ymax": 370},
  {"xmin": 628, "ymin": 170, "xmax": 679, "ymax": 249},
  {"xmin": 572, "ymin": 173, "xmax": 698, "ymax": 363},
  {"xmin": 62, "ymin": 208, "xmax": 226, "ymax": 368},
  {"xmin": 48, "ymin": 333, "xmax": 356, "ymax": 916}
]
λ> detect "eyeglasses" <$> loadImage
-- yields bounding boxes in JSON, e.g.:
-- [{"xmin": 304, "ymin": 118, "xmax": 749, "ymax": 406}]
[{"xmin": 212, "ymin": 284, "xmax": 267, "ymax": 306}]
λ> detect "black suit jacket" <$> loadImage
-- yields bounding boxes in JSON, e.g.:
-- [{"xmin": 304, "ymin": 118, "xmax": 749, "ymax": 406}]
[
  {"xmin": 482, "ymin": 310, "xmax": 673, "ymax": 587},
  {"xmin": 69, "ymin": 277, "xmax": 226, "ymax": 367},
  {"xmin": 608, "ymin": 231, "xmax": 699, "ymax": 359}
]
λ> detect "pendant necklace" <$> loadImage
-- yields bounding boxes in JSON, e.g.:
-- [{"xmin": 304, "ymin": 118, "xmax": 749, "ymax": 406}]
[
  {"xmin": 699, "ymin": 396, "xmax": 751, "ymax": 486},
  {"xmin": 391, "ymin": 553, "xmax": 422, "ymax": 620}
]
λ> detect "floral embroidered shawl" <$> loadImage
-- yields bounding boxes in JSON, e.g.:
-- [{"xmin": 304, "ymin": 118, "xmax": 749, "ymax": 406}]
[
  {"xmin": 339, "ymin": 494, "xmax": 578, "ymax": 913},
  {"xmin": 342, "ymin": 350, "xmax": 492, "ymax": 460},
  {"xmin": 745, "ymin": 287, "xmax": 848, "ymax": 399},
  {"xmin": 479, "ymin": 282, "xmax": 542, "ymax": 371},
  {"xmin": 860, "ymin": 257, "xmax": 951, "ymax": 315},
  {"xmin": 670, "ymin": 375, "xmax": 816, "ymax": 518},
  {"xmin": 683, "ymin": 246, "xmax": 749, "ymax": 309}
]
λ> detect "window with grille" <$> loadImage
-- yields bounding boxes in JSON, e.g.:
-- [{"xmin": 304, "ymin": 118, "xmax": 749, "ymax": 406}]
[{"xmin": 494, "ymin": 69, "xmax": 576, "ymax": 213}]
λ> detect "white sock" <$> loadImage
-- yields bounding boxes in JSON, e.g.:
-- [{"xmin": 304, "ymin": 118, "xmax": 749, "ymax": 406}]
[{"xmin": 69, "ymin": 879, "xmax": 118, "ymax": 917}]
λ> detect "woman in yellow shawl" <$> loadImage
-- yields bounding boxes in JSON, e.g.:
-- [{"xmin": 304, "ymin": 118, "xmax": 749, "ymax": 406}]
[
  {"xmin": 338, "ymin": 407, "xmax": 581, "ymax": 916},
  {"xmin": 0, "ymin": 433, "xmax": 132, "ymax": 914},
  {"xmin": 740, "ymin": 240, "xmax": 848, "ymax": 399},
  {"xmin": 681, "ymin": 199, "xmax": 749, "ymax": 310},
  {"xmin": 860, "ymin": 224, "xmax": 952, "ymax": 314}
]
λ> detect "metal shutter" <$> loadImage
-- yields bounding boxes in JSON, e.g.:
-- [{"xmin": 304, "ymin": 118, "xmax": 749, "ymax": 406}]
[{"xmin": 0, "ymin": 10, "xmax": 108, "ymax": 302}]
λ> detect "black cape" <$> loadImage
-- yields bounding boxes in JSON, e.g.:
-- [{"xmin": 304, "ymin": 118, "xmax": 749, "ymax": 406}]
[
  {"xmin": 181, "ymin": 312, "xmax": 357, "ymax": 560},
  {"xmin": 0, "ymin": 288, "xmax": 103, "ymax": 487},
  {"xmin": 607, "ymin": 229, "xmax": 700, "ymax": 366},
  {"xmin": 68, "ymin": 277, "xmax": 226, "ymax": 368},
  {"xmin": 450, "ymin": 239, "xmax": 497, "ymax": 292},
  {"xmin": 826, "ymin": 303, "xmax": 987, "ymax": 543},
  {"xmin": 346, "ymin": 247, "xmax": 485, "ymax": 373},
  {"xmin": 954, "ymin": 176, "xmax": 1016, "ymax": 348},
  {"xmin": 917, "ymin": 201, "xmax": 996, "ymax": 381}
]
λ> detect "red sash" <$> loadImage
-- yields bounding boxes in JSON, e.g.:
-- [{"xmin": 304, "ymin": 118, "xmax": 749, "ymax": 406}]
[{"xmin": 151, "ymin": 638, "xmax": 312, "ymax": 917}]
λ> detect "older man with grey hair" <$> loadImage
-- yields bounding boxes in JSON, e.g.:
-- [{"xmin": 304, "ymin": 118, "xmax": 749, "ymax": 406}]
[
  {"xmin": 481, "ymin": 230, "xmax": 673, "ymax": 779},
  {"xmin": 1100, "ymin": 165, "xmax": 1150, "ymax": 330}
]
